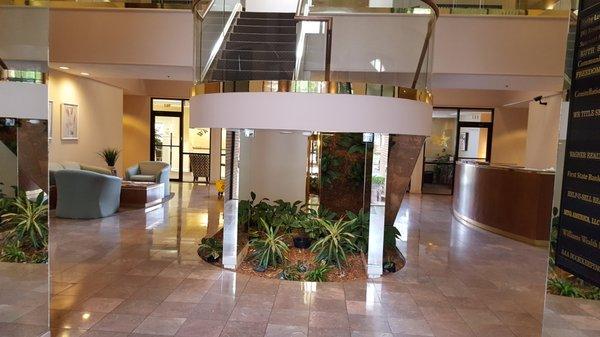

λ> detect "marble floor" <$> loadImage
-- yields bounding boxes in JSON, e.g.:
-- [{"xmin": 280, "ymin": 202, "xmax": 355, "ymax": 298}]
[
  {"xmin": 47, "ymin": 183, "xmax": 600, "ymax": 337},
  {"xmin": 0, "ymin": 262, "xmax": 49, "ymax": 337}
]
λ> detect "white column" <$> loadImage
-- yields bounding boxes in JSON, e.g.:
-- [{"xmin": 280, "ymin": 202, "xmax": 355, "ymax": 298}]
[
  {"xmin": 222, "ymin": 199, "xmax": 239, "ymax": 270},
  {"xmin": 367, "ymin": 204, "xmax": 385, "ymax": 278},
  {"xmin": 222, "ymin": 130, "xmax": 240, "ymax": 270},
  {"xmin": 367, "ymin": 133, "xmax": 388, "ymax": 278}
]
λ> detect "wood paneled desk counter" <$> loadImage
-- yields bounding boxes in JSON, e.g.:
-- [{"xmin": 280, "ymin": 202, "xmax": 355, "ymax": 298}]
[{"xmin": 453, "ymin": 161, "xmax": 555, "ymax": 246}]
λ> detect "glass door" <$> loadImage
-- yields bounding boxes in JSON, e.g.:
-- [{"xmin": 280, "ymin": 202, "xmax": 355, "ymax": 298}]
[
  {"xmin": 423, "ymin": 108, "xmax": 457, "ymax": 195},
  {"xmin": 151, "ymin": 99, "xmax": 184, "ymax": 181},
  {"xmin": 455, "ymin": 109, "xmax": 494, "ymax": 163}
]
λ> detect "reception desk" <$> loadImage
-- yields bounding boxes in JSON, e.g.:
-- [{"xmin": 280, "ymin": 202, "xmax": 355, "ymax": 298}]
[{"xmin": 453, "ymin": 161, "xmax": 554, "ymax": 246}]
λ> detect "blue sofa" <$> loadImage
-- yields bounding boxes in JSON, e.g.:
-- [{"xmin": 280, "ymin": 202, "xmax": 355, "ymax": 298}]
[
  {"xmin": 55, "ymin": 170, "xmax": 122, "ymax": 219},
  {"xmin": 125, "ymin": 161, "xmax": 170, "ymax": 197}
]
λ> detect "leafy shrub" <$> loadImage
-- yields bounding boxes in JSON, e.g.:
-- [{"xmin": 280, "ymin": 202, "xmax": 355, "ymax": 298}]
[
  {"xmin": 372, "ymin": 176, "xmax": 386, "ymax": 185},
  {"xmin": 251, "ymin": 219, "xmax": 289, "ymax": 268},
  {"xmin": 1, "ymin": 242, "xmax": 26, "ymax": 263},
  {"xmin": 346, "ymin": 209, "xmax": 369, "ymax": 253},
  {"xmin": 278, "ymin": 264, "xmax": 301, "ymax": 281},
  {"xmin": 383, "ymin": 226, "xmax": 401, "ymax": 250},
  {"xmin": 311, "ymin": 218, "xmax": 356, "ymax": 268},
  {"xmin": 197, "ymin": 237, "xmax": 223, "ymax": 261},
  {"xmin": 548, "ymin": 277, "xmax": 581, "ymax": 297},
  {"xmin": 305, "ymin": 262, "xmax": 330, "ymax": 282},
  {"xmin": 2, "ymin": 192, "xmax": 48, "ymax": 249}
]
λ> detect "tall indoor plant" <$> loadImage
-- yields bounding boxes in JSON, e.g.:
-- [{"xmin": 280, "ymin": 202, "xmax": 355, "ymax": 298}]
[{"xmin": 98, "ymin": 148, "xmax": 120, "ymax": 175}]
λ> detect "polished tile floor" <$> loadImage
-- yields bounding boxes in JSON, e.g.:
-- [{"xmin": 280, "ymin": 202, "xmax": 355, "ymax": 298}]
[
  {"xmin": 47, "ymin": 183, "xmax": 600, "ymax": 337},
  {"xmin": 0, "ymin": 262, "xmax": 48, "ymax": 337}
]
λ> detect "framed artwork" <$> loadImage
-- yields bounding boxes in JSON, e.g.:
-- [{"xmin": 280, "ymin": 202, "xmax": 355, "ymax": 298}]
[
  {"xmin": 459, "ymin": 132, "xmax": 469, "ymax": 151},
  {"xmin": 61, "ymin": 103, "xmax": 79, "ymax": 140},
  {"xmin": 48, "ymin": 100, "xmax": 53, "ymax": 139}
]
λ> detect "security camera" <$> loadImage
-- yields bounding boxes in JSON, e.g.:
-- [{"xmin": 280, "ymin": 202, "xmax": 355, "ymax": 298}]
[{"xmin": 533, "ymin": 96, "xmax": 547, "ymax": 105}]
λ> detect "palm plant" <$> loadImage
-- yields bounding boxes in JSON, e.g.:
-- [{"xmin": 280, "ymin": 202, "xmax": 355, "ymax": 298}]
[
  {"xmin": 251, "ymin": 219, "xmax": 288, "ymax": 269},
  {"xmin": 1, "ymin": 192, "xmax": 48, "ymax": 249},
  {"xmin": 310, "ymin": 218, "xmax": 356, "ymax": 268},
  {"xmin": 98, "ymin": 147, "xmax": 121, "ymax": 167}
]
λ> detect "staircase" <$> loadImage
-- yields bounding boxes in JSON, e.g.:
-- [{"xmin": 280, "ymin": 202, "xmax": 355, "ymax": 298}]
[{"xmin": 209, "ymin": 12, "xmax": 297, "ymax": 81}]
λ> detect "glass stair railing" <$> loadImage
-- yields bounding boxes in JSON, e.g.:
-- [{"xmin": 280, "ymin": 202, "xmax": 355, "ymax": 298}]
[{"xmin": 193, "ymin": 0, "xmax": 440, "ymax": 90}]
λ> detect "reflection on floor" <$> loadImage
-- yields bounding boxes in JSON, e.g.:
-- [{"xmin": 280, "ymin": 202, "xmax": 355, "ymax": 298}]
[
  {"xmin": 49, "ymin": 183, "xmax": 599, "ymax": 337},
  {"xmin": 0, "ymin": 262, "xmax": 48, "ymax": 337}
]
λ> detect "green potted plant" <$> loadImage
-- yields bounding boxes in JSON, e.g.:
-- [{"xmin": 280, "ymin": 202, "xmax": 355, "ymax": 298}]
[
  {"xmin": 197, "ymin": 237, "xmax": 223, "ymax": 263},
  {"xmin": 383, "ymin": 257, "xmax": 396, "ymax": 273},
  {"xmin": 97, "ymin": 148, "xmax": 121, "ymax": 176}
]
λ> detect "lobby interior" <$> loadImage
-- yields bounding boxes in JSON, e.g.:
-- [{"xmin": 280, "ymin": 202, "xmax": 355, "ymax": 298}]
[{"xmin": 1, "ymin": 0, "xmax": 600, "ymax": 336}]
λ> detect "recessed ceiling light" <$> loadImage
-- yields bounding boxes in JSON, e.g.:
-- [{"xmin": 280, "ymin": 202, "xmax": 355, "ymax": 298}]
[
  {"xmin": 80, "ymin": 72, "xmax": 90, "ymax": 76},
  {"xmin": 59, "ymin": 66, "xmax": 69, "ymax": 70}
]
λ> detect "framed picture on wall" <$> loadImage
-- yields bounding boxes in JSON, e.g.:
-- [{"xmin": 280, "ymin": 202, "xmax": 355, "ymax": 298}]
[
  {"xmin": 61, "ymin": 103, "xmax": 79, "ymax": 140},
  {"xmin": 459, "ymin": 132, "xmax": 469, "ymax": 151},
  {"xmin": 48, "ymin": 100, "xmax": 53, "ymax": 140}
]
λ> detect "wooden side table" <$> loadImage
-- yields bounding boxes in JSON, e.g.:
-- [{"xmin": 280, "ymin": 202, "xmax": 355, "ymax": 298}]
[{"xmin": 120, "ymin": 182, "xmax": 164, "ymax": 209}]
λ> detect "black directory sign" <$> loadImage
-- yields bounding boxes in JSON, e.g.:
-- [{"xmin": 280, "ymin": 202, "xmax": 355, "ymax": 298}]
[{"xmin": 556, "ymin": 0, "xmax": 600, "ymax": 287}]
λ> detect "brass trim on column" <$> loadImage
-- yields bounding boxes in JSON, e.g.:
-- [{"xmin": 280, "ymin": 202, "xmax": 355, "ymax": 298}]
[
  {"xmin": 191, "ymin": 81, "xmax": 433, "ymax": 104},
  {"xmin": 0, "ymin": 69, "xmax": 47, "ymax": 84}
]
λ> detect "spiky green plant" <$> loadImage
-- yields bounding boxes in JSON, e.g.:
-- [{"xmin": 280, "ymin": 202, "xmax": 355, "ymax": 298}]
[
  {"xmin": 547, "ymin": 277, "xmax": 581, "ymax": 297},
  {"xmin": 2, "ymin": 193, "xmax": 48, "ymax": 249},
  {"xmin": 305, "ymin": 262, "xmax": 330, "ymax": 282},
  {"xmin": 1, "ymin": 242, "xmax": 26, "ymax": 262},
  {"xmin": 97, "ymin": 147, "xmax": 121, "ymax": 167},
  {"xmin": 310, "ymin": 218, "xmax": 356, "ymax": 268},
  {"xmin": 251, "ymin": 219, "xmax": 288, "ymax": 269}
]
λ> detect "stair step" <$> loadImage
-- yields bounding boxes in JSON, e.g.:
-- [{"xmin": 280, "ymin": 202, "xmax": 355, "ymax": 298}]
[
  {"xmin": 222, "ymin": 49, "xmax": 295, "ymax": 61},
  {"xmin": 236, "ymin": 17, "xmax": 296, "ymax": 26},
  {"xmin": 225, "ymin": 41, "xmax": 296, "ymax": 52},
  {"xmin": 217, "ymin": 59, "xmax": 295, "ymax": 71},
  {"xmin": 211, "ymin": 69, "xmax": 294, "ymax": 81},
  {"xmin": 240, "ymin": 12, "xmax": 296, "ymax": 19},
  {"xmin": 229, "ymin": 32, "xmax": 296, "ymax": 43},
  {"xmin": 234, "ymin": 25, "xmax": 296, "ymax": 34}
]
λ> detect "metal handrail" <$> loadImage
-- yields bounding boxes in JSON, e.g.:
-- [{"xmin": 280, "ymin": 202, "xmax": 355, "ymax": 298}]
[{"xmin": 294, "ymin": 0, "xmax": 333, "ymax": 81}]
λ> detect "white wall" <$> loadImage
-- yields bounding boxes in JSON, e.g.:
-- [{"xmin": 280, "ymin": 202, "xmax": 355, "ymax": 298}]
[
  {"xmin": 245, "ymin": 0, "xmax": 298, "ymax": 12},
  {"xmin": 48, "ymin": 70, "xmax": 124, "ymax": 174},
  {"xmin": 0, "ymin": 82, "xmax": 48, "ymax": 120},
  {"xmin": 238, "ymin": 130, "xmax": 308, "ymax": 202},
  {"xmin": 491, "ymin": 107, "xmax": 528, "ymax": 166},
  {"xmin": 524, "ymin": 95, "xmax": 562, "ymax": 170}
]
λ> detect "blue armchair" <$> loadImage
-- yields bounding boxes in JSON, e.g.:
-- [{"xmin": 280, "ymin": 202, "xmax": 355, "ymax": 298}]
[
  {"xmin": 125, "ymin": 161, "xmax": 170, "ymax": 197},
  {"xmin": 55, "ymin": 170, "xmax": 122, "ymax": 219}
]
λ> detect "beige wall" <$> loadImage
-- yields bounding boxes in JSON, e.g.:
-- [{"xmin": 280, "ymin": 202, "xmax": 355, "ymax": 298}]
[
  {"xmin": 48, "ymin": 70, "xmax": 124, "ymax": 174},
  {"xmin": 123, "ymin": 95, "xmax": 151, "ymax": 170},
  {"xmin": 491, "ymin": 108, "xmax": 528, "ymax": 166},
  {"xmin": 239, "ymin": 130, "xmax": 308, "ymax": 202},
  {"xmin": 524, "ymin": 95, "xmax": 562, "ymax": 169}
]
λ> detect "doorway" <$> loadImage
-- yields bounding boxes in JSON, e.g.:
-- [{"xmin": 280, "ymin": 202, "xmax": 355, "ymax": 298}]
[
  {"xmin": 422, "ymin": 108, "xmax": 493, "ymax": 195},
  {"xmin": 150, "ymin": 98, "xmax": 214, "ymax": 183}
]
